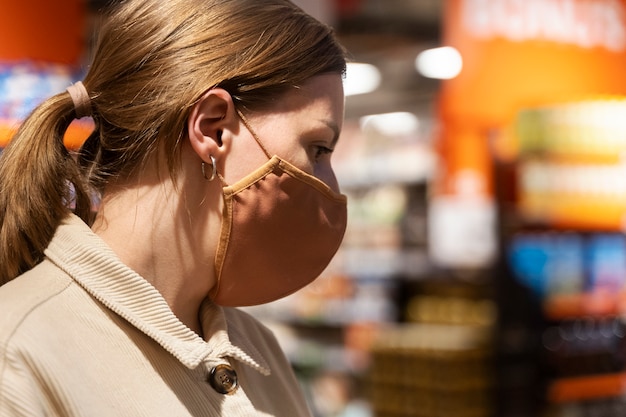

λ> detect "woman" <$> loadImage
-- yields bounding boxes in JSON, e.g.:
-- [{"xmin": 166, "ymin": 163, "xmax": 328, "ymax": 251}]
[{"xmin": 0, "ymin": 0, "xmax": 348, "ymax": 415}]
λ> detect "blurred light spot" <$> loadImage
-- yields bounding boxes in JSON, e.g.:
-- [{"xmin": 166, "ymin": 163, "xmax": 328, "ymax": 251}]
[
  {"xmin": 359, "ymin": 112, "xmax": 419, "ymax": 136},
  {"xmin": 415, "ymin": 46, "xmax": 463, "ymax": 80},
  {"xmin": 344, "ymin": 62, "xmax": 381, "ymax": 96}
]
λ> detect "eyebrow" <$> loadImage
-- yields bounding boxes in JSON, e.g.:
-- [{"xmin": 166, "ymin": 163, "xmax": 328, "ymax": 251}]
[{"xmin": 321, "ymin": 120, "xmax": 341, "ymax": 147}]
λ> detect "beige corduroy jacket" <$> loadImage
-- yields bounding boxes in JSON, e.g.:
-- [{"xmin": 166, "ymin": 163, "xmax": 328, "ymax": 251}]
[{"xmin": 0, "ymin": 214, "xmax": 311, "ymax": 417}]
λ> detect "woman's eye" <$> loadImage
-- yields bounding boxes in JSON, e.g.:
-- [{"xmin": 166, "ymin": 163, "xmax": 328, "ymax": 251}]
[{"xmin": 313, "ymin": 145, "xmax": 334, "ymax": 161}]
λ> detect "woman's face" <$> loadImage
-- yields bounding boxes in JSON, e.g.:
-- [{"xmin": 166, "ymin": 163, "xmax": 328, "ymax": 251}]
[{"xmin": 222, "ymin": 73, "xmax": 345, "ymax": 191}]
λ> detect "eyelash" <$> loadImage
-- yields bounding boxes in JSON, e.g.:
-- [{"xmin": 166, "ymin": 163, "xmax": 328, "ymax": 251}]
[{"xmin": 314, "ymin": 146, "xmax": 334, "ymax": 160}]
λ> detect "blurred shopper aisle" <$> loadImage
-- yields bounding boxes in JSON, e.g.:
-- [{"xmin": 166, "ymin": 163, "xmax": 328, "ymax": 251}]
[
  {"xmin": 4, "ymin": 1, "xmax": 626, "ymax": 417},
  {"xmin": 270, "ymin": 1, "xmax": 626, "ymax": 417},
  {"xmin": 0, "ymin": 0, "xmax": 91, "ymax": 149}
]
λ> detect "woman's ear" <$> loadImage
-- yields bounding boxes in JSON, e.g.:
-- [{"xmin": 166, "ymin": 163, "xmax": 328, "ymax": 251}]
[{"xmin": 187, "ymin": 88, "xmax": 235, "ymax": 163}]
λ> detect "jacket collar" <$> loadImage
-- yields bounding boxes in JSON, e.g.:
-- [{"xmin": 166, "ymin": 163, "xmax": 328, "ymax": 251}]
[{"xmin": 44, "ymin": 214, "xmax": 270, "ymax": 375}]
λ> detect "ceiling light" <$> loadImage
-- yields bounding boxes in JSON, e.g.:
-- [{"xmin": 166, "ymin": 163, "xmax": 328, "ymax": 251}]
[
  {"xmin": 344, "ymin": 62, "xmax": 381, "ymax": 96},
  {"xmin": 359, "ymin": 112, "xmax": 420, "ymax": 137},
  {"xmin": 415, "ymin": 46, "xmax": 463, "ymax": 80}
]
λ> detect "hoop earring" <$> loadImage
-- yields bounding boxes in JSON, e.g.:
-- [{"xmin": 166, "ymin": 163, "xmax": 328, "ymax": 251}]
[{"xmin": 202, "ymin": 155, "xmax": 217, "ymax": 181}]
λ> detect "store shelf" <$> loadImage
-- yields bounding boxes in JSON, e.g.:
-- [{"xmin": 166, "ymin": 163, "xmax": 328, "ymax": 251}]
[
  {"xmin": 517, "ymin": 159, "xmax": 626, "ymax": 231},
  {"xmin": 335, "ymin": 144, "xmax": 435, "ymax": 189},
  {"xmin": 543, "ymin": 291, "xmax": 626, "ymax": 320},
  {"xmin": 340, "ymin": 247, "xmax": 432, "ymax": 280},
  {"xmin": 548, "ymin": 372, "xmax": 626, "ymax": 404},
  {"xmin": 496, "ymin": 97, "xmax": 626, "ymax": 416},
  {"xmin": 366, "ymin": 323, "xmax": 494, "ymax": 417},
  {"xmin": 516, "ymin": 98, "xmax": 626, "ymax": 161},
  {"xmin": 517, "ymin": 205, "xmax": 626, "ymax": 232}
]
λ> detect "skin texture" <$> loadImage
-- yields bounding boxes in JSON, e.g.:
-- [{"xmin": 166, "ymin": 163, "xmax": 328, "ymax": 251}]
[{"xmin": 91, "ymin": 74, "xmax": 345, "ymax": 335}]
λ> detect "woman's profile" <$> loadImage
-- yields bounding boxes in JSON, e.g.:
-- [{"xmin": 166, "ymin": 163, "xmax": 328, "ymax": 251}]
[{"xmin": 0, "ymin": 1, "xmax": 348, "ymax": 415}]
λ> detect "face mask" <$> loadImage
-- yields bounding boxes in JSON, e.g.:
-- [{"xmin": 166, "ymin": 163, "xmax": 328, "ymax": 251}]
[{"xmin": 209, "ymin": 113, "xmax": 348, "ymax": 307}]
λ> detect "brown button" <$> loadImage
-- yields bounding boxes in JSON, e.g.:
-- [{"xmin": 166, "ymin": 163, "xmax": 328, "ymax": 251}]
[{"xmin": 208, "ymin": 364, "xmax": 238, "ymax": 395}]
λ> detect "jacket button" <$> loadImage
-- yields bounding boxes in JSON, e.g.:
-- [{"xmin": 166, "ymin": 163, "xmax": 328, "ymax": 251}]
[{"xmin": 208, "ymin": 364, "xmax": 238, "ymax": 395}]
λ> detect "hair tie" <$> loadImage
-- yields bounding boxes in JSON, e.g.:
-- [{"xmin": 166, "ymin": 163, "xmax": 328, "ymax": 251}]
[{"xmin": 66, "ymin": 81, "xmax": 92, "ymax": 119}]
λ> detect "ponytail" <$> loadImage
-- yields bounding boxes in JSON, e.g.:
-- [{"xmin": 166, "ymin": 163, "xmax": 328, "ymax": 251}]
[{"xmin": 0, "ymin": 92, "xmax": 93, "ymax": 285}]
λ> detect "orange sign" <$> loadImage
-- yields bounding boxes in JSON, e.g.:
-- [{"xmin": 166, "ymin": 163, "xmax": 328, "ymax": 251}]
[
  {"xmin": 435, "ymin": 0, "xmax": 626, "ymax": 198},
  {"xmin": 0, "ymin": 1, "xmax": 86, "ymax": 65},
  {"xmin": 440, "ymin": 0, "xmax": 626, "ymax": 127}
]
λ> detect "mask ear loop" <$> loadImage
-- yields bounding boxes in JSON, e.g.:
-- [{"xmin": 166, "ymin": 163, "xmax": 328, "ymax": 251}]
[{"xmin": 235, "ymin": 108, "xmax": 272, "ymax": 159}]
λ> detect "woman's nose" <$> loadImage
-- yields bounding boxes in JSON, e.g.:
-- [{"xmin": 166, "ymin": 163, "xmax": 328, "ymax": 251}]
[{"xmin": 315, "ymin": 163, "xmax": 341, "ymax": 194}]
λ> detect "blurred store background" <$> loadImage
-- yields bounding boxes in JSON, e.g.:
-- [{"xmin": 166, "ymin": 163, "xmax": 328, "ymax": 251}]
[{"xmin": 3, "ymin": 0, "xmax": 626, "ymax": 416}]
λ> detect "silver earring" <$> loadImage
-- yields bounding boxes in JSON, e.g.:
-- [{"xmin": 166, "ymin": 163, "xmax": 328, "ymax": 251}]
[{"xmin": 202, "ymin": 155, "xmax": 217, "ymax": 181}]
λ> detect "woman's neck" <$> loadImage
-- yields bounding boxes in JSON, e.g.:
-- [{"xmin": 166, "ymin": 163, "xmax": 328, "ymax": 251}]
[{"xmin": 91, "ymin": 178, "xmax": 216, "ymax": 337}]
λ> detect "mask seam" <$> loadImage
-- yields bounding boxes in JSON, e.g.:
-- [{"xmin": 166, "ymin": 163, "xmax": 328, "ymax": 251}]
[
  {"xmin": 222, "ymin": 156, "xmax": 281, "ymax": 196},
  {"xmin": 211, "ymin": 192, "xmax": 234, "ymax": 299},
  {"xmin": 277, "ymin": 159, "xmax": 347, "ymax": 202}
]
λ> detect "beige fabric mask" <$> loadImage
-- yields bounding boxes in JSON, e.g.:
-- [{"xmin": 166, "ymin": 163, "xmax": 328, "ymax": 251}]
[{"xmin": 209, "ymin": 115, "xmax": 348, "ymax": 307}]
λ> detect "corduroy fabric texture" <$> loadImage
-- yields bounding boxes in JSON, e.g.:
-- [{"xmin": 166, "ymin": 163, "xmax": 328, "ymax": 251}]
[{"xmin": 0, "ymin": 214, "xmax": 311, "ymax": 417}]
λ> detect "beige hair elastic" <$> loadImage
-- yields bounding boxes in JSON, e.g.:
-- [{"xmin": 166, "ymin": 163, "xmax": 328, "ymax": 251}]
[{"xmin": 66, "ymin": 81, "xmax": 92, "ymax": 119}]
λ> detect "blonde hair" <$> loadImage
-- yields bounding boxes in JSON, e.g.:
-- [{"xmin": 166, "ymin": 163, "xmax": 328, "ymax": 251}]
[{"xmin": 0, "ymin": 0, "xmax": 346, "ymax": 284}]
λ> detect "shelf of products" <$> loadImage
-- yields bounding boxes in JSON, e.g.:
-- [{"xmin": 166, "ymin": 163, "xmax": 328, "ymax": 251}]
[
  {"xmin": 497, "ymin": 97, "xmax": 626, "ymax": 417},
  {"xmin": 514, "ymin": 97, "xmax": 626, "ymax": 231},
  {"xmin": 367, "ymin": 322, "xmax": 494, "ymax": 417},
  {"xmin": 363, "ymin": 276, "xmax": 497, "ymax": 417}
]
